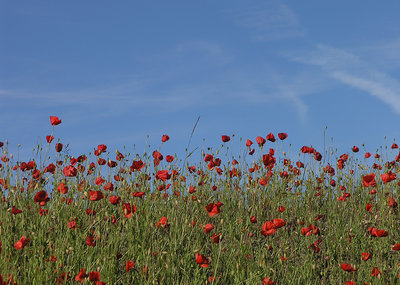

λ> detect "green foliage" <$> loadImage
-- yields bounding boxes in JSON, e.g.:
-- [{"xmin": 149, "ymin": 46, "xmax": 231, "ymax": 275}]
[{"xmin": 0, "ymin": 134, "xmax": 399, "ymax": 285}]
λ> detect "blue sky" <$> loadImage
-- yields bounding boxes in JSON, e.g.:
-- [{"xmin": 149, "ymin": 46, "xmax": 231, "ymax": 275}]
[{"xmin": 2, "ymin": 0, "xmax": 400, "ymax": 164}]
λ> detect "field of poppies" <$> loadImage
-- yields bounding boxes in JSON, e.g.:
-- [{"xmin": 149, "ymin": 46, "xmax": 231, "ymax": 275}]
[{"xmin": 1, "ymin": 116, "xmax": 400, "ymax": 284}]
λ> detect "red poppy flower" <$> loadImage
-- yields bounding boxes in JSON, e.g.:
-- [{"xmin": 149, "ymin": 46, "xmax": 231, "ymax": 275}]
[
  {"xmin": 392, "ymin": 243, "xmax": 400, "ymax": 251},
  {"xmin": 392, "ymin": 143, "xmax": 398, "ymax": 149},
  {"xmin": 95, "ymin": 177, "xmax": 105, "ymax": 185},
  {"xmin": 55, "ymin": 143, "xmax": 63, "ymax": 152},
  {"xmin": 262, "ymin": 277, "xmax": 275, "ymax": 285},
  {"xmin": 75, "ymin": 268, "xmax": 88, "ymax": 282},
  {"xmin": 365, "ymin": 203, "xmax": 372, "ymax": 212},
  {"xmin": 31, "ymin": 168, "xmax": 41, "ymax": 180},
  {"xmin": 115, "ymin": 151, "xmax": 125, "ymax": 161},
  {"xmin": 392, "ymin": 244, "xmax": 400, "ymax": 251},
  {"xmin": 262, "ymin": 152, "xmax": 276, "ymax": 169},
  {"xmin": 363, "ymin": 173, "xmax": 376, "ymax": 187},
  {"xmin": 368, "ymin": 227, "xmax": 388, "ymax": 237},
  {"xmin": 301, "ymin": 146, "xmax": 315, "ymax": 154},
  {"xmin": 130, "ymin": 160, "xmax": 145, "ymax": 172},
  {"xmin": 195, "ymin": 253, "xmax": 209, "ymax": 268},
  {"xmin": 341, "ymin": 263, "xmax": 358, "ymax": 272},
  {"xmin": 109, "ymin": 195, "xmax": 121, "ymax": 205},
  {"xmin": 56, "ymin": 272, "xmax": 72, "ymax": 283},
  {"xmin": 375, "ymin": 229, "xmax": 388, "ymax": 237},
  {"xmin": 126, "ymin": 260, "xmax": 135, "ymax": 272},
  {"xmin": 122, "ymin": 203, "xmax": 136, "ymax": 219},
  {"xmin": 45, "ymin": 255, "xmax": 57, "ymax": 263},
  {"xmin": 352, "ymin": 146, "xmax": 359, "ymax": 152},
  {"xmin": 67, "ymin": 218, "xmax": 78, "ymax": 230},
  {"xmin": 301, "ymin": 224, "xmax": 320, "ymax": 236},
  {"xmin": 166, "ymin": 155, "xmax": 174, "ymax": 162},
  {"xmin": 88, "ymin": 271, "xmax": 100, "ymax": 282},
  {"xmin": 86, "ymin": 236, "xmax": 96, "ymax": 247},
  {"xmin": 0, "ymin": 179, "xmax": 8, "ymax": 190},
  {"xmin": 259, "ymin": 178, "xmax": 269, "ymax": 186},
  {"xmin": 204, "ymin": 223, "xmax": 214, "ymax": 234},
  {"xmin": 365, "ymin": 152, "xmax": 371, "ymax": 158},
  {"xmin": 153, "ymin": 150, "xmax": 163, "ymax": 162},
  {"xmin": 345, "ymin": 281, "xmax": 356, "ymax": 285},
  {"xmin": 70, "ymin": 157, "xmax": 77, "ymax": 165},
  {"xmin": 103, "ymin": 182, "xmax": 114, "ymax": 192},
  {"xmin": 97, "ymin": 144, "xmax": 107, "ymax": 154},
  {"xmin": 162, "ymin": 135, "xmax": 170, "ymax": 142},
  {"xmin": 34, "ymin": 190, "xmax": 49, "ymax": 205},
  {"xmin": 261, "ymin": 221, "xmax": 277, "ymax": 236},
  {"xmin": 361, "ymin": 252, "xmax": 371, "ymax": 261},
  {"xmin": 156, "ymin": 216, "xmax": 169, "ymax": 228},
  {"xmin": 155, "ymin": 170, "xmax": 171, "ymax": 181},
  {"xmin": 204, "ymin": 154, "xmax": 213, "ymax": 162},
  {"xmin": 256, "ymin": 136, "xmax": 266, "ymax": 146},
  {"xmin": 381, "ymin": 171, "xmax": 396, "ymax": 184},
  {"xmin": 314, "ymin": 214, "xmax": 324, "ymax": 221},
  {"xmin": 44, "ymin": 163, "xmax": 56, "ymax": 174},
  {"xmin": 50, "ymin": 116, "xmax": 62, "ymax": 126},
  {"xmin": 107, "ymin": 160, "xmax": 117, "ymax": 168},
  {"xmin": 272, "ymin": 218, "xmax": 286, "ymax": 228},
  {"xmin": 14, "ymin": 235, "xmax": 30, "ymax": 250},
  {"xmin": 314, "ymin": 151, "xmax": 322, "ymax": 161},
  {"xmin": 86, "ymin": 209, "xmax": 96, "ymax": 215},
  {"xmin": 210, "ymin": 233, "xmax": 222, "ymax": 243},
  {"xmin": 57, "ymin": 182, "xmax": 68, "ymax": 194},
  {"xmin": 63, "ymin": 165, "xmax": 77, "ymax": 177},
  {"xmin": 186, "ymin": 186, "xmax": 195, "ymax": 194},
  {"xmin": 371, "ymin": 267, "xmax": 381, "ymax": 277},
  {"xmin": 46, "ymin": 135, "xmax": 54, "ymax": 143},
  {"xmin": 221, "ymin": 135, "xmax": 230, "ymax": 142},
  {"xmin": 11, "ymin": 206, "xmax": 22, "ymax": 215},
  {"xmin": 250, "ymin": 216, "xmax": 257, "ymax": 223},
  {"xmin": 278, "ymin": 133, "xmax": 288, "ymax": 140},
  {"xmin": 133, "ymin": 191, "xmax": 145, "ymax": 198},
  {"xmin": 22, "ymin": 160, "xmax": 35, "ymax": 171},
  {"xmin": 39, "ymin": 207, "xmax": 49, "ymax": 216},
  {"xmin": 89, "ymin": 190, "xmax": 104, "ymax": 201},
  {"xmin": 388, "ymin": 197, "xmax": 398, "ymax": 208},
  {"xmin": 246, "ymin": 139, "xmax": 253, "ymax": 147},
  {"xmin": 266, "ymin": 133, "xmax": 275, "ymax": 142},
  {"xmin": 205, "ymin": 202, "xmax": 223, "ymax": 217}
]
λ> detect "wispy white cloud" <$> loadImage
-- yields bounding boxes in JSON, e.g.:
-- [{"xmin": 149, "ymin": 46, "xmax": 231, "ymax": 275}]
[
  {"xmin": 287, "ymin": 44, "xmax": 400, "ymax": 114},
  {"xmin": 174, "ymin": 40, "xmax": 233, "ymax": 65},
  {"xmin": 1, "ymin": 35, "xmax": 323, "ymax": 126},
  {"xmin": 331, "ymin": 72, "xmax": 400, "ymax": 113},
  {"xmin": 0, "ymin": 69, "xmax": 318, "ymax": 125},
  {"xmin": 231, "ymin": 0, "xmax": 305, "ymax": 41},
  {"xmin": 354, "ymin": 39, "xmax": 400, "ymax": 70},
  {"xmin": 272, "ymin": 81, "xmax": 309, "ymax": 122},
  {"xmin": 0, "ymin": 40, "xmax": 236, "ymax": 118},
  {"xmin": 0, "ymin": 79, "xmax": 201, "ymax": 117}
]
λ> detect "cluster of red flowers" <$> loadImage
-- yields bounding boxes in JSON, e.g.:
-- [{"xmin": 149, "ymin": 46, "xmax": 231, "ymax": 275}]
[{"xmin": 2, "ymin": 116, "xmax": 400, "ymax": 283}]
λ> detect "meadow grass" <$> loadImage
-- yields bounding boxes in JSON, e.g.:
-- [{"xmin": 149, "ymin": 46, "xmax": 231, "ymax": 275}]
[{"xmin": 0, "ymin": 119, "xmax": 400, "ymax": 284}]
